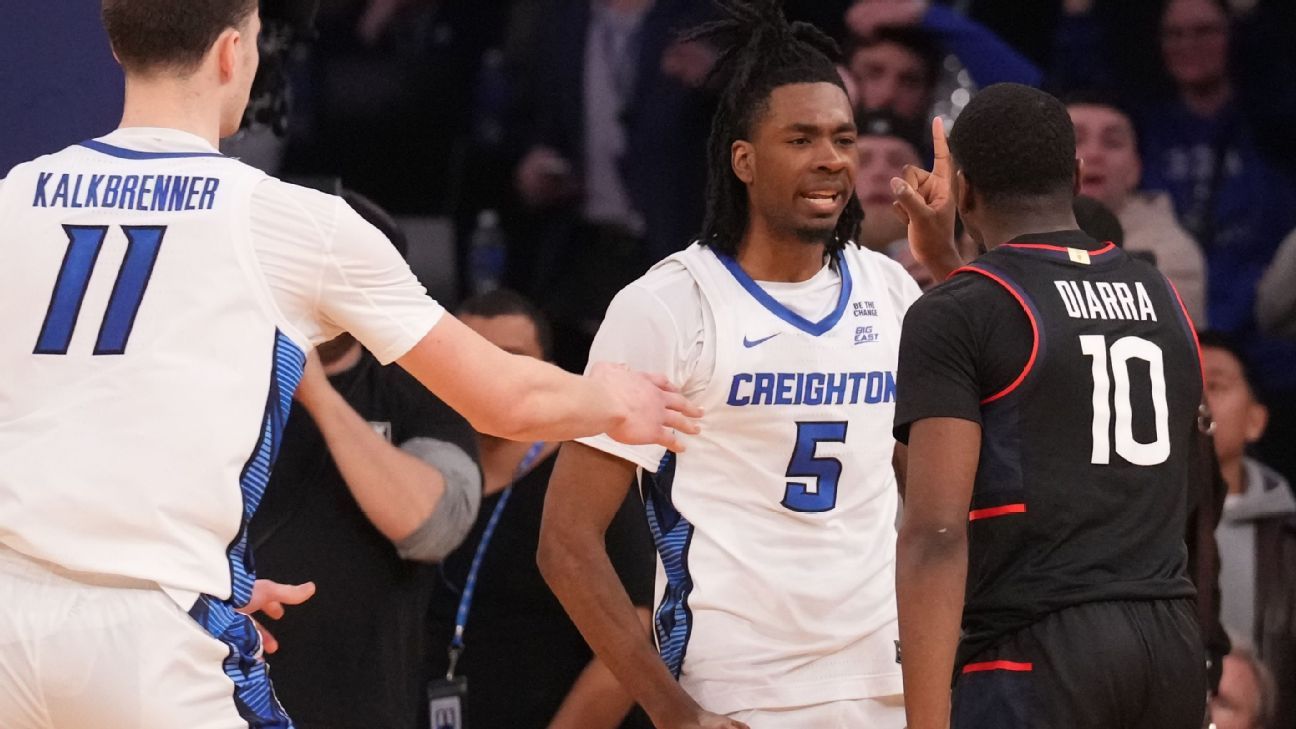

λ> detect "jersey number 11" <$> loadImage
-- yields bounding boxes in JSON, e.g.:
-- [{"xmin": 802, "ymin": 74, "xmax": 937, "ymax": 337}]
[{"xmin": 35, "ymin": 224, "xmax": 166, "ymax": 356}]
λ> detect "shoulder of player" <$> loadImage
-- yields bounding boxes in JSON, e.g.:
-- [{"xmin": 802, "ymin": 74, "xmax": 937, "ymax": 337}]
[
  {"xmin": 609, "ymin": 259, "xmax": 703, "ymax": 325},
  {"xmin": 252, "ymin": 175, "xmax": 346, "ymax": 213},
  {"xmin": 908, "ymin": 269, "xmax": 1019, "ymax": 328},
  {"xmin": 249, "ymin": 176, "xmax": 357, "ymax": 247}
]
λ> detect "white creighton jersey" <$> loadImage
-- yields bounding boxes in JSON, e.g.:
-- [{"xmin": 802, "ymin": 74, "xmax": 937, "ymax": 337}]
[
  {"xmin": 0, "ymin": 129, "xmax": 441, "ymax": 609},
  {"xmin": 581, "ymin": 242, "xmax": 919, "ymax": 713}
]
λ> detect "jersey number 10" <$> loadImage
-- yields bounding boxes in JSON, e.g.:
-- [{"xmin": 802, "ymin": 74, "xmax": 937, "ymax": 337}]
[
  {"xmin": 35, "ymin": 224, "xmax": 166, "ymax": 356},
  {"xmin": 1080, "ymin": 334, "xmax": 1171, "ymax": 466}
]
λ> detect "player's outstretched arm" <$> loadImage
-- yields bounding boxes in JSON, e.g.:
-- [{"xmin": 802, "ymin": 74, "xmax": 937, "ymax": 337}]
[
  {"xmin": 896, "ymin": 416, "xmax": 981, "ymax": 729},
  {"xmin": 398, "ymin": 315, "xmax": 702, "ymax": 449},
  {"xmin": 538, "ymin": 443, "xmax": 749, "ymax": 729}
]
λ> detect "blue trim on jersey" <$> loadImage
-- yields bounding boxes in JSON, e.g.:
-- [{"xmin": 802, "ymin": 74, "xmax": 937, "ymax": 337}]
[
  {"xmin": 641, "ymin": 453, "xmax": 695, "ymax": 678},
  {"xmin": 715, "ymin": 250, "xmax": 854, "ymax": 336},
  {"xmin": 188, "ymin": 597, "xmax": 295, "ymax": 728},
  {"xmin": 228, "ymin": 331, "xmax": 305, "ymax": 607},
  {"xmin": 78, "ymin": 139, "xmax": 225, "ymax": 160}
]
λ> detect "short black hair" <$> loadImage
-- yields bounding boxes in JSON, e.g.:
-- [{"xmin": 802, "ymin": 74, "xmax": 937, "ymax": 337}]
[
  {"xmin": 685, "ymin": 0, "xmax": 862, "ymax": 259},
  {"xmin": 1073, "ymin": 195, "xmax": 1125, "ymax": 247},
  {"xmin": 948, "ymin": 83, "xmax": 1078, "ymax": 207},
  {"xmin": 1198, "ymin": 330, "xmax": 1260, "ymax": 398},
  {"xmin": 847, "ymin": 26, "xmax": 943, "ymax": 95},
  {"xmin": 457, "ymin": 288, "xmax": 554, "ymax": 361},
  {"xmin": 103, "ymin": 0, "xmax": 258, "ymax": 72}
]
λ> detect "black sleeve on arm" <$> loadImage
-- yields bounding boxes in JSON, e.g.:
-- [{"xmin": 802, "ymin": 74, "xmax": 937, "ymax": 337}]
[
  {"xmin": 894, "ymin": 288, "xmax": 985, "ymax": 444},
  {"xmin": 893, "ymin": 275, "xmax": 1035, "ymax": 444},
  {"xmin": 605, "ymin": 475, "xmax": 657, "ymax": 608}
]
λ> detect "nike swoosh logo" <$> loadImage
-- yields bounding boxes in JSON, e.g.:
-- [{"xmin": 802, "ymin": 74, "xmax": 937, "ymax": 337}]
[{"xmin": 743, "ymin": 333, "xmax": 781, "ymax": 348}]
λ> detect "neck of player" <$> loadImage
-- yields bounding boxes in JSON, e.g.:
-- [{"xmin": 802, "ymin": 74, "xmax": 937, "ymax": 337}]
[
  {"xmin": 118, "ymin": 75, "xmax": 223, "ymax": 150},
  {"xmin": 974, "ymin": 202, "xmax": 1081, "ymax": 251},
  {"xmin": 736, "ymin": 219, "xmax": 830, "ymax": 283}
]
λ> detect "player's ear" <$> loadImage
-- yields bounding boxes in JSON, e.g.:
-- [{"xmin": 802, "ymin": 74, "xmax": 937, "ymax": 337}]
[
  {"xmin": 732, "ymin": 140, "xmax": 755, "ymax": 185},
  {"xmin": 1073, "ymin": 158, "xmax": 1084, "ymax": 197},
  {"xmin": 213, "ymin": 26, "xmax": 241, "ymax": 83},
  {"xmin": 955, "ymin": 169, "xmax": 974, "ymax": 216}
]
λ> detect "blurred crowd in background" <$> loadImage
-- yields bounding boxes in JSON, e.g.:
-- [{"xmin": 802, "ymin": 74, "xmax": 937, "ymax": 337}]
[{"xmin": 4, "ymin": 1, "xmax": 1296, "ymax": 728}]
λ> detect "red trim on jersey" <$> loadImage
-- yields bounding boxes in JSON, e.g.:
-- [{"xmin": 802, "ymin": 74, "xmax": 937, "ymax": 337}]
[
  {"xmin": 968, "ymin": 503, "xmax": 1027, "ymax": 521},
  {"xmin": 954, "ymin": 266, "xmax": 1040, "ymax": 405},
  {"xmin": 962, "ymin": 660, "xmax": 1034, "ymax": 674},
  {"xmin": 1003, "ymin": 241, "xmax": 1118, "ymax": 256},
  {"xmin": 1162, "ymin": 276, "xmax": 1204, "ymax": 385}
]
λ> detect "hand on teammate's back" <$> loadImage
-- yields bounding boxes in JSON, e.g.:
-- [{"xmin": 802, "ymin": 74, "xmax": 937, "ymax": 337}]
[
  {"xmin": 588, "ymin": 362, "xmax": 703, "ymax": 453},
  {"xmin": 891, "ymin": 117, "xmax": 962, "ymax": 280}
]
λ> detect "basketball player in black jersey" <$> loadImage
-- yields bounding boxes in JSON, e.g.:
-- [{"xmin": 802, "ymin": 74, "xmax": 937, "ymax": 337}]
[{"xmin": 891, "ymin": 83, "xmax": 1208, "ymax": 729}]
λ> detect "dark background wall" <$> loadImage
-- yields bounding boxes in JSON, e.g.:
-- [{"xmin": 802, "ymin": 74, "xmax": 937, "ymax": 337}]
[{"xmin": 0, "ymin": 1, "xmax": 123, "ymax": 175}]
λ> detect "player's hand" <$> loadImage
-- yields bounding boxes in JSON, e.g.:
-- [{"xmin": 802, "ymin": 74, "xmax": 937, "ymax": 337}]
[
  {"xmin": 237, "ymin": 579, "xmax": 316, "ymax": 654},
  {"xmin": 589, "ymin": 362, "xmax": 703, "ymax": 453},
  {"xmin": 891, "ymin": 116, "xmax": 962, "ymax": 281},
  {"xmin": 845, "ymin": 0, "xmax": 929, "ymax": 38},
  {"xmin": 293, "ymin": 352, "xmax": 334, "ymax": 413}
]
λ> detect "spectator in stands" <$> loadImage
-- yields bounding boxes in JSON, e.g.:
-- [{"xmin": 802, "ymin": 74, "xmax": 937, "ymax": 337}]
[
  {"xmin": 855, "ymin": 109, "xmax": 925, "ymax": 252},
  {"xmin": 1202, "ymin": 332, "xmax": 1296, "ymax": 729},
  {"xmin": 508, "ymin": 0, "xmax": 716, "ymax": 371},
  {"xmin": 1210, "ymin": 649, "xmax": 1278, "ymax": 729},
  {"xmin": 1256, "ymin": 227, "xmax": 1296, "ymax": 340},
  {"xmin": 1139, "ymin": 0, "xmax": 1296, "ymax": 331},
  {"xmin": 846, "ymin": 26, "xmax": 942, "ymax": 122},
  {"xmin": 250, "ymin": 193, "xmax": 483, "ymax": 729},
  {"xmin": 843, "ymin": 0, "xmax": 1040, "ymax": 121},
  {"xmin": 1067, "ymin": 95, "xmax": 1208, "ymax": 323},
  {"xmin": 1135, "ymin": 0, "xmax": 1296, "ymax": 485},
  {"xmin": 429, "ymin": 289, "xmax": 656, "ymax": 729}
]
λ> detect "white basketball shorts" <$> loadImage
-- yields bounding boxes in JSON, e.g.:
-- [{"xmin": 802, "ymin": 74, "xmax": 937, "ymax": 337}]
[
  {"xmin": 0, "ymin": 544, "xmax": 292, "ymax": 728},
  {"xmin": 728, "ymin": 694, "xmax": 907, "ymax": 728}
]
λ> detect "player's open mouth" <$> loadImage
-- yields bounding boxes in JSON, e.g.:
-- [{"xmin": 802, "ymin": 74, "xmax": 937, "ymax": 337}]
[{"xmin": 800, "ymin": 191, "xmax": 842, "ymax": 213}]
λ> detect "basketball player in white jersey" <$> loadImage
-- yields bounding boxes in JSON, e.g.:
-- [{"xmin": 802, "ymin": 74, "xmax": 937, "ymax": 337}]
[
  {"xmin": 0, "ymin": 2, "xmax": 700, "ymax": 727},
  {"xmin": 537, "ymin": 2, "xmax": 960, "ymax": 728}
]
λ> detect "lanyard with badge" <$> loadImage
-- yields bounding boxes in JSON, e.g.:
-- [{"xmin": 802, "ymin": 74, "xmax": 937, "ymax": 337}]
[{"xmin": 428, "ymin": 441, "xmax": 546, "ymax": 729}]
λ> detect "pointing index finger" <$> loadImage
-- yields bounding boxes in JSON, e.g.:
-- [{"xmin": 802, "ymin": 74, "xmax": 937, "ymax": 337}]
[{"xmin": 931, "ymin": 116, "xmax": 951, "ymax": 180}]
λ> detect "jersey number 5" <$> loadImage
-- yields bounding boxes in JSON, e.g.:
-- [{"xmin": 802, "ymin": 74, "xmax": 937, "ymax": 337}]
[
  {"xmin": 782, "ymin": 421, "xmax": 848, "ymax": 512},
  {"xmin": 35, "ymin": 224, "xmax": 166, "ymax": 356},
  {"xmin": 1080, "ymin": 334, "xmax": 1170, "ymax": 466}
]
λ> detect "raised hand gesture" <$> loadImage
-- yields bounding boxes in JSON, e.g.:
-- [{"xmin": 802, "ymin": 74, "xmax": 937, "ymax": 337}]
[{"xmin": 891, "ymin": 116, "xmax": 963, "ymax": 281}]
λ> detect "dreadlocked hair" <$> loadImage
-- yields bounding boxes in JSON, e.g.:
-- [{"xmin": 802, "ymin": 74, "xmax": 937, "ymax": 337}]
[{"xmin": 685, "ymin": 0, "xmax": 863, "ymax": 259}]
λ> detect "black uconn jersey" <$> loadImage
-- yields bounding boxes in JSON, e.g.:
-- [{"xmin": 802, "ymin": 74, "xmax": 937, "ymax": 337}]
[{"xmin": 954, "ymin": 240, "xmax": 1201, "ymax": 667}]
